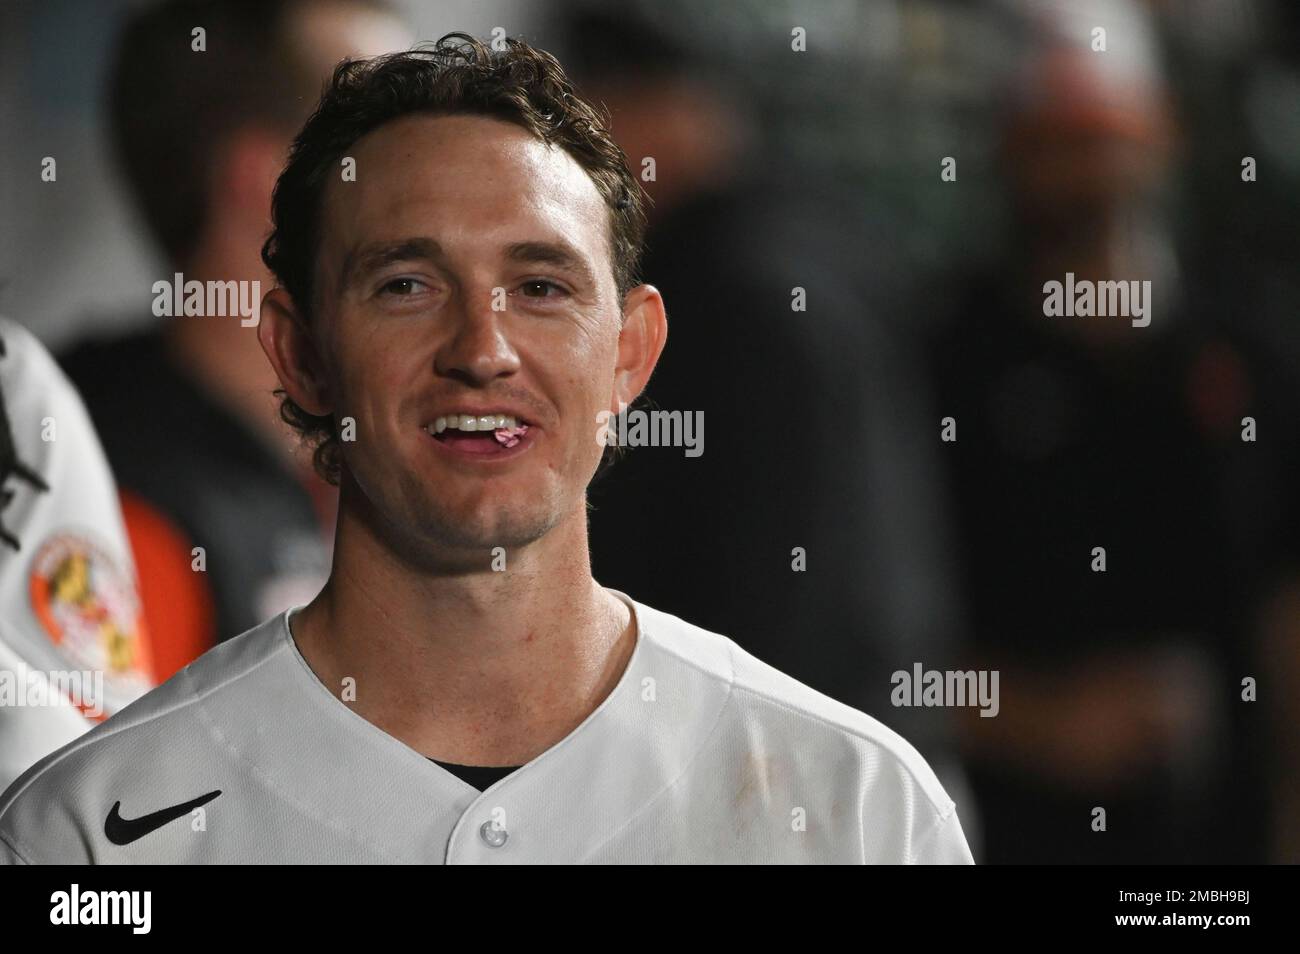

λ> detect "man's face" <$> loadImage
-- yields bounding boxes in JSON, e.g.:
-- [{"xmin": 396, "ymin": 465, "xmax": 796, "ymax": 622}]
[{"xmin": 311, "ymin": 113, "xmax": 626, "ymax": 561}]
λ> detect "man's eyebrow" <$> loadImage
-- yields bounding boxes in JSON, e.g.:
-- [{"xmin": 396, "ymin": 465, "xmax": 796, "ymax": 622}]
[
  {"xmin": 504, "ymin": 240, "xmax": 599, "ymax": 287},
  {"xmin": 340, "ymin": 237, "xmax": 444, "ymax": 287}
]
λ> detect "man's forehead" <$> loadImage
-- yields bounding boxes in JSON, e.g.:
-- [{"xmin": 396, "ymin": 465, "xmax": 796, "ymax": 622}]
[
  {"xmin": 319, "ymin": 113, "xmax": 612, "ymax": 275},
  {"xmin": 335, "ymin": 114, "xmax": 603, "ymax": 218}
]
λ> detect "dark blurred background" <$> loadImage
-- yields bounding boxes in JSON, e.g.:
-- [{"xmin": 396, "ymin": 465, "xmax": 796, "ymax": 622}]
[{"xmin": 2, "ymin": 0, "xmax": 1298, "ymax": 863}]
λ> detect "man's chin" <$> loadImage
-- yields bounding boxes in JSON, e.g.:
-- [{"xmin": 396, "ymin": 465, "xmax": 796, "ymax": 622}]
[
  {"xmin": 402, "ymin": 504, "xmax": 559, "ymax": 560},
  {"xmin": 347, "ymin": 466, "xmax": 572, "ymax": 568}
]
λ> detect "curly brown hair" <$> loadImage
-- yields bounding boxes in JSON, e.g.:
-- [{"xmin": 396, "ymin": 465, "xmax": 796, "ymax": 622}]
[{"xmin": 261, "ymin": 32, "xmax": 648, "ymax": 484}]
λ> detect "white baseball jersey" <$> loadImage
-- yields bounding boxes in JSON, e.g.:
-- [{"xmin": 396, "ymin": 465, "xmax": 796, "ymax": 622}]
[
  {"xmin": 0, "ymin": 589, "xmax": 974, "ymax": 863},
  {"xmin": 0, "ymin": 317, "xmax": 152, "ymax": 792}
]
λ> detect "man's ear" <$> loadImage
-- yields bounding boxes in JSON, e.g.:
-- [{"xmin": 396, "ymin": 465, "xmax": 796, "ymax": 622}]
[
  {"xmin": 612, "ymin": 284, "xmax": 667, "ymax": 411},
  {"xmin": 258, "ymin": 287, "xmax": 333, "ymax": 416}
]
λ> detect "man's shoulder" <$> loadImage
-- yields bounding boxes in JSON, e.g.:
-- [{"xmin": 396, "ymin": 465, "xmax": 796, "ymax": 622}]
[
  {"xmin": 0, "ymin": 612, "xmax": 291, "ymax": 858},
  {"xmin": 633, "ymin": 598, "xmax": 958, "ymax": 817}
]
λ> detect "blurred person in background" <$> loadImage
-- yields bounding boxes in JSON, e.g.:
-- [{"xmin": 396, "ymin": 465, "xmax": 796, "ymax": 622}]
[
  {"xmin": 558, "ymin": 0, "xmax": 973, "ymax": 827},
  {"xmin": 1157, "ymin": 0, "xmax": 1300, "ymax": 864},
  {"xmin": 0, "ymin": 316, "xmax": 154, "ymax": 788},
  {"xmin": 929, "ymin": 6, "xmax": 1286, "ymax": 862},
  {"xmin": 59, "ymin": 0, "xmax": 410, "ymax": 682}
]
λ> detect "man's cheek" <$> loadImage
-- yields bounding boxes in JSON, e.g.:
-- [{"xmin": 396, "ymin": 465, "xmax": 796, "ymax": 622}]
[
  {"xmin": 571, "ymin": 393, "xmax": 610, "ymax": 466},
  {"xmin": 334, "ymin": 373, "xmax": 386, "ymax": 449}
]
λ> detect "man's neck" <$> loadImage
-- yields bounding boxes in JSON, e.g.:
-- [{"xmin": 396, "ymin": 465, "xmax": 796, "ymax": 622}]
[{"xmin": 290, "ymin": 491, "xmax": 636, "ymax": 767}]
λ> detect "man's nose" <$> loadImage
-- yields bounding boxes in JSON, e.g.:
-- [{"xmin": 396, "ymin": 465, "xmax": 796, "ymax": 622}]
[{"xmin": 434, "ymin": 287, "xmax": 521, "ymax": 385}]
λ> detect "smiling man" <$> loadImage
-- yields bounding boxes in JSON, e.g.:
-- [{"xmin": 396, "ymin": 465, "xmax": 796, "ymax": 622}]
[{"xmin": 0, "ymin": 34, "xmax": 973, "ymax": 864}]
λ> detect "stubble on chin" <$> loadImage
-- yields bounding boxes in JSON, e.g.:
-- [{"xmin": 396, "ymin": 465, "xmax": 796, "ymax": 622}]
[{"xmin": 373, "ymin": 485, "xmax": 571, "ymax": 573}]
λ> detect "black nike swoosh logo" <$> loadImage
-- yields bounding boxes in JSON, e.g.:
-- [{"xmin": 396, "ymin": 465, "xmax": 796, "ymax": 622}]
[{"xmin": 104, "ymin": 790, "xmax": 222, "ymax": 846}]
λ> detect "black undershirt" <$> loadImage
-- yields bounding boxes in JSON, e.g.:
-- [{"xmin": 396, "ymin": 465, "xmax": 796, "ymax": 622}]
[{"xmin": 429, "ymin": 759, "xmax": 521, "ymax": 791}]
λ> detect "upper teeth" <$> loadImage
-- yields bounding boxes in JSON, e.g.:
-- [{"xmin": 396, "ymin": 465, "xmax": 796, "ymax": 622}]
[{"xmin": 430, "ymin": 414, "xmax": 520, "ymax": 434}]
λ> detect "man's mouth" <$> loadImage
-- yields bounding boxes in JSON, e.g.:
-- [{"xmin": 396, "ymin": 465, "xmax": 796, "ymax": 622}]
[{"xmin": 424, "ymin": 413, "xmax": 532, "ymax": 457}]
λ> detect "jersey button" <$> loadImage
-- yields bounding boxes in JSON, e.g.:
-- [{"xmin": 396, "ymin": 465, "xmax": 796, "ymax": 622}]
[{"xmin": 479, "ymin": 820, "xmax": 508, "ymax": 848}]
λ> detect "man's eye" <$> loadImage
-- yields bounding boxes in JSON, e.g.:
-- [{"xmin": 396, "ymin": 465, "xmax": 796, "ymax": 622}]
[
  {"xmin": 519, "ymin": 279, "xmax": 566, "ymax": 298},
  {"xmin": 380, "ymin": 278, "xmax": 423, "ymax": 296}
]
